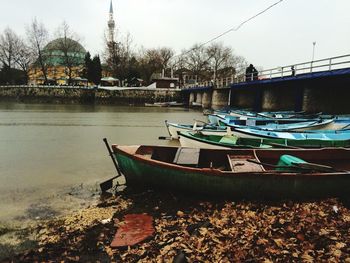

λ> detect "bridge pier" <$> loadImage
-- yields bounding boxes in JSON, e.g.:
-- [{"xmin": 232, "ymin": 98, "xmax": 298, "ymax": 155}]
[
  {"xmin": 211, "ymin": 89, "xmax": 230, "ymax": 110},
  {"xmin": 261, "ymin": 86, "xmax": 296, "ymax": 111},
  {"xmin": 196, "ymin": 92, "xmax": 203, "ymax": 105},
  {"xmin": 189, "ymin": 92, "xmax": 195, "ymax": 105},
  {"xmin": 230, "ymin": 89, "xmax": 256, "ymax": 109},
  {"xmin": 202, "ymin": 91, "xmax": 212, "ymax": 108}
]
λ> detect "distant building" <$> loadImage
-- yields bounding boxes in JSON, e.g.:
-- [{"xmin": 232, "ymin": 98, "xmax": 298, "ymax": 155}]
[
  {"xmin": 151, "ymin": 72, "xmax": 179, "ymax": 89},
  {"xmin": 175, "ymin": 66, "xmax": 236, "ymax": 88},
  {"xmin": 128, "ymin": 77, "xmax": 144, "ymax": 87},
  {"xmin": 28, "ymin": 38, "xmax": 87, "ymax": 85}
]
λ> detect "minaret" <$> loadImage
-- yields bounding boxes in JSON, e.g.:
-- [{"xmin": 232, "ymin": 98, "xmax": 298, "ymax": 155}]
[{"xmin": 108, "ymin": 0, "xmax": 115, "ymax": 43}]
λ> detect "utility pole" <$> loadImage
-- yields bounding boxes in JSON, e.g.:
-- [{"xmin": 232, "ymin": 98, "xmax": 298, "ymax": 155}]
[
  {"xmin": 311, "ymin": 41, "xmax": 316, "ymax": 72},
  {"xmin": 312, "ymin": 41, "xmax": 316, "ymax": 61}
]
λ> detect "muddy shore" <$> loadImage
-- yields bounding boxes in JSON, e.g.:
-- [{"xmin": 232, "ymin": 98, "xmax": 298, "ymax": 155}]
[{"xmin": 2, "ymin": 186, "xmax": 350, "ymax": 262}]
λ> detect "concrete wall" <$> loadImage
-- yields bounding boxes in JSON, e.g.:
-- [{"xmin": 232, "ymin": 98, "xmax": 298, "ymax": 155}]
[
  {"xmin": 0, "ymin": 86, "xmax": 181, "ymax": 105},
  {"xmin": 231, "ymin": 89, "xmax": 256, "ymax": 109},
  {"xmin": 301, "ymin": 77, "xmax": 350, "ymax": 113},
  {"xmin": 211, "ymin": 89, "xmax": 230, "ymax": 110},
  {"xmin": 303, "ymin": 85, "xmax": 350, "ymax": 113},
  {"xmin": 195, "ymin": 92, "xmax": 202, "ymax": 105},
  {"xmin": 202, "ymin": 91, "xmax": 212, "ymax": 109},
  {"xmin": 261, "ymin": 86, "xmax": 296, "ymax": 111},
  {"xmin": 189, "ymin": 92, "xmax": 195, "ymax": 105}
]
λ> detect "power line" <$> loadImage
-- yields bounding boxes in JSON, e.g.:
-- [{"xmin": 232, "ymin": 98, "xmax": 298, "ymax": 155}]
[{"xmin": 175, "ymin": 0, "xmax": 284, "ymax": 58}]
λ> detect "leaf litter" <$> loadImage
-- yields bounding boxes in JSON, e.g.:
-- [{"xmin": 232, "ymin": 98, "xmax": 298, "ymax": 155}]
[{"xmin": 5, "ymin": 188, "xmax": 350, "ymax": 262}]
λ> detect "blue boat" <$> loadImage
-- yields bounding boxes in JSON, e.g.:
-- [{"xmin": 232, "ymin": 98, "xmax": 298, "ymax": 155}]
[
  {"xmin": 218, "ymin": 117, "xmax": 334, "ymax": 131},
  {"xmin": 231, "ymin": 127, "xmax": 350, "ymax": 140},
  {"xmin": 208, "ymin": 114, "xmax": 332, "ymax": 126}
]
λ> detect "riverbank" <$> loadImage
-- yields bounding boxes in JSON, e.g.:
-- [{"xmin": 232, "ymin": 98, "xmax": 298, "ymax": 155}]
[
  {"xmin": 0, "ymin": 86, "xmax": 183, "ymax": 105},
  {"xmin": 3, "ymin": 187, "xmax": 350, "ymax": 262}
]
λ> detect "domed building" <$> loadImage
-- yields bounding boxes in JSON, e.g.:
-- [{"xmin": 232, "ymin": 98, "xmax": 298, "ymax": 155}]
[{"xmin": 29, "ymin": 38, "xmax": 87, "ymax": 85}]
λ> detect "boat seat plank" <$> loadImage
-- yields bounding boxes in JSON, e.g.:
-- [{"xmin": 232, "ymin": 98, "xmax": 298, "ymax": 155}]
[
  {"xmin": 228, "ymin": 154, "xmax": 265, "ymax": 173},
  {"xmin": 173, "ymin": 147, "xmax": 200, "ymax": 167}
]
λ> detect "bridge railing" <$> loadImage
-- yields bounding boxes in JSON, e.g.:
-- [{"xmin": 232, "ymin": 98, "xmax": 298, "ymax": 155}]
[
  {"xmin": 242, "ymin": 54, "xmax": 350, "ymax": 82},
  {"xmin": 183, "ymin": 54, "xmax": 350, "ymax": 88}
]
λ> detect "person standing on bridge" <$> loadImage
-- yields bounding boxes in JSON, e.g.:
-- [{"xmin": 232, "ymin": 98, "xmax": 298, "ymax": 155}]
[
  {"xmin": 291, "ymin": 66, "xmax": 295, "ymax": 76},
  {"xmin": 246, "ymin": 64, "xmax": 258, "ymax": 81}
]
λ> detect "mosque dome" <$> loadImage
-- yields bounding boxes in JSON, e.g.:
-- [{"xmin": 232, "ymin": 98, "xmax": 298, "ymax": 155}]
[{"xmin": 43, "ymin": 38, "xmax": 86, "ymax": 66}]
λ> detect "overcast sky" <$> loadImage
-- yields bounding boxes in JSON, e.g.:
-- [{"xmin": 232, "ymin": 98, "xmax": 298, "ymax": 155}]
[{"xmin": 1, "ymin": 0, "xmax": 349, "ymax": 69}]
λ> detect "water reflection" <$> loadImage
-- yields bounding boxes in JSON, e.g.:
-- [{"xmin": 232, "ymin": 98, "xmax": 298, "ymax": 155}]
[{"xmin": 0, "ymin": 103, "xmax": 205, "ymax": 222}]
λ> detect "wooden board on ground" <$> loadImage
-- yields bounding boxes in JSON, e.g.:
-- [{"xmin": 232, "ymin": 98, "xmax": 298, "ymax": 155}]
[{"xmin": 111, "ymin": 214, "xmax": 154, "ymax": 248}]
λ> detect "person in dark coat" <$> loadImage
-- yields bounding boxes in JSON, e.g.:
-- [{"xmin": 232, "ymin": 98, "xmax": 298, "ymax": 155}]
[
  {"xmin": 245, "ymin": 64, "xmax": 258, "ymax": 81},
  {"xmin": 245, "ymin": 64, "xmax": 253, "ymax": 81}
]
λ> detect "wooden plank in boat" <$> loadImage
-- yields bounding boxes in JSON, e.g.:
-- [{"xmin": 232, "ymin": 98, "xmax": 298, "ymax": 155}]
[
  {"xmin": 228, "ymin": 155, "xmax": 264, "ymax": 172},
  {"xmin": 173, "ymin": 148, "xmax": 200, "ymax": 167}
]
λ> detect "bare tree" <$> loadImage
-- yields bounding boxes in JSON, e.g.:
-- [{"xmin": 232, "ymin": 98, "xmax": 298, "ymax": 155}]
[
  {"xmin": 104, "ymin": 31, "xmax": 136, "ymax": 84},
  {"xmin": 206, "ymin": 42, "xmax": 235, "ymax": 83},
  {"xmin": 26, "ymin": 18, "xmax": 50, "ymax": 84},
  {"xmin": 0, "ymin": 27, "xmax": 21, "ymax": 69},
  {"xmin": 54, "ymin": 22, "xmax": 84, "ymax": 84},
  {"xmin": 14, "ymin": 38, "xmax": 33, "ymax": 83},
  {"xmin": 0, "ymin": 27, "xmax": 33, "ymax": 83},
  {"xmin": 232, "ymin": 54, "xmax": 248, "ymax": 76},
  {"xmin": 183, "ymin": 44, "xmax": 210, "ymax": 83},
  {"xmin": 137, "ymin": 48, "xmax": 160, "ymax": 84},
  {"xmin": 158, "ymin": 47, "xmax": 174, "ymax": 70},
  {"xmin": 137, "ymin": 47, "xmax": 175, "ymax": 84}
]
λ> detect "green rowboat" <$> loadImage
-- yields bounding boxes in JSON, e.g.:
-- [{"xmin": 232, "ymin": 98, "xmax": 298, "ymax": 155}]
[
  {"xmin": 112, "ymin": 145, "xmax": 350, "ymax": 199},
  {"xmin": 178, "ymin": 131, "xmax": 350, "ymax": 149}
]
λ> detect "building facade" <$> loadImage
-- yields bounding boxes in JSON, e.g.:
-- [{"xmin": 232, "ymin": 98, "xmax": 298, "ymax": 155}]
[{"xmin": 28, "ymin": 38, "xmax": 87, "ymax": 85}]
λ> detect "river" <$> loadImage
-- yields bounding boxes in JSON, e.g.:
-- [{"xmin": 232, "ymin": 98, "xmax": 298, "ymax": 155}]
[{"xmin": 0, "ymin": 102, "xmax": 205, "ymax": 223}]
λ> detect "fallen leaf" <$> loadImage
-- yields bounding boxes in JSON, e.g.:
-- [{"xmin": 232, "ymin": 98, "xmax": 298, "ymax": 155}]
[
  {"xmin": 297, "ymin": 233, "xmax": 305, "ymax": 241},
  {"xmin": 273, "ymin": 238, "xmax": 284, "ymax": 248},
  {"xmin": 177, "ymin": 211, "xmax": 184, "ymax": 217}
]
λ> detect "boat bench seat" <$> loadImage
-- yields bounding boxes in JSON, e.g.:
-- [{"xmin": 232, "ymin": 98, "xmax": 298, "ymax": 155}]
[
  {"xmin": 173, "ymin": 147, "xmax": 200, "ymax": 167},
  {"xmin": 227, "ymin": 155, "xmax": 265, "ymax": 173}
]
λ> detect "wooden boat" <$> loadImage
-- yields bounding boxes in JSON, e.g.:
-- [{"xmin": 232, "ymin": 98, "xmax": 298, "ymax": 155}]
[
  {"xmin": 257, "ymin": 111, "xmax": 322, "ymax": 119},
  {"xmin": 112, "ymin": 144, "xmax": 350, "ymax": 198},
  {"xmin": 218, "ymin": 117, "xmax": 334, "ymax": 131},
  {"xmin": 228, "ymin": 109, "xmax": 321, "ymax": 119},
  {"xmin": 191, "ymin": 102, "xmax": 202, "ymax": 107},
  {"xmin": 208, "ymin": 114, "xmax": 329, "ymax": 127},
  {"xmin": 178, "ymin": 131, "xmax": 350, "ymax": 149},
  {"xmin": 145, "ymin": 101, "xmax": 183, "ymax": 107},
  {"xmin": 144, "ymin": 102, "xmax": 167, "ymax": 107},
  {"xmin": 165, "ymin": 120, "xmax": 227, "ymax": 139},
  {"xmin": 232, "ymin": 127, "xmax": 350, "ymax": 140},
  {"xmin": 167, "ymin": 101, "xmax": 185, "ymax": 107}
]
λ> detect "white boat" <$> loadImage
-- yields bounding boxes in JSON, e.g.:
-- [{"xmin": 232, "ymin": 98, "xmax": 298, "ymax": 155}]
[
  {"xmin": 178, "ymin": 131, "xmax": 231, "ymax": 149},
  {"xmin": 232, "ymin": 127, "xmax": 350, "ymax": 140},
  {"xmin": 220, "ymin": 118, "xmax": 335, "ymax": 131},
  {"xmin": 165, "ymin": 120, "xmax": 228, "ymax": 140},
  {"xmin": 191, "ymin": 102, "xmax": 202, "ymax": 107}
]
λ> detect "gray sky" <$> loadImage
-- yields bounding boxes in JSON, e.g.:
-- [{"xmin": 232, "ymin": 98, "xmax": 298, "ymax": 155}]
[{"xmin": 1, "ymin": 0, "xmax": 349, "ymax": 69}]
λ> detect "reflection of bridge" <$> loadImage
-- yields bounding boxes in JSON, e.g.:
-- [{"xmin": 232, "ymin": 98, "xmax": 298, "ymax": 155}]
[{"xmin": 182, "ymin": 54, "xmax": 350, "ymax": 113}]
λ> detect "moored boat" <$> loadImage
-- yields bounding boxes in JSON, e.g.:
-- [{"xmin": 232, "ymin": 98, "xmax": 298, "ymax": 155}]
[
  {"xmin": 218, "ymin": 117, "xmax": 334, "ymax": 131},
  {"xmin": 232, "ymin": 127, "xmax": 350, "ymax": 140},
  {"xmin": 178, "ymin": 131, "xmax": 350, "ymax": 149},
  {"xmin": 112, "ymin": 144, "xmax": 350, "ymax": 198},
  {"xmin": 165, "ymin": 120, "xmax": 227, "ymax": 139},
  {"xmin": 208, "ymin": 114, "xmax": 331, "ymax": 127}
]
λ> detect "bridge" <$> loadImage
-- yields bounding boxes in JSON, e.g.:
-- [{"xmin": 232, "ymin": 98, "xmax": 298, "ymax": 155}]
[{"xmin": 182, "ymin": 54, "xmax": 350, "ymax": 113}]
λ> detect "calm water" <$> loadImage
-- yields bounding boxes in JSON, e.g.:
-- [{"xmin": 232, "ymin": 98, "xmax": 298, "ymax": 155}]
[{"xmin": 0, "ymin": 103, "xmax": 205, "ymax": 223}]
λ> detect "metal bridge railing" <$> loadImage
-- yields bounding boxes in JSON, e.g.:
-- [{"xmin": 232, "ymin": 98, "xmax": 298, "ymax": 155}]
[
  {"xmin": 183, "ymin": 54, "xmax": 350, "ymax": 89},
  {"xmin": 242, "ymin": 54, "xmax": 350, "ymax": 82}
]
